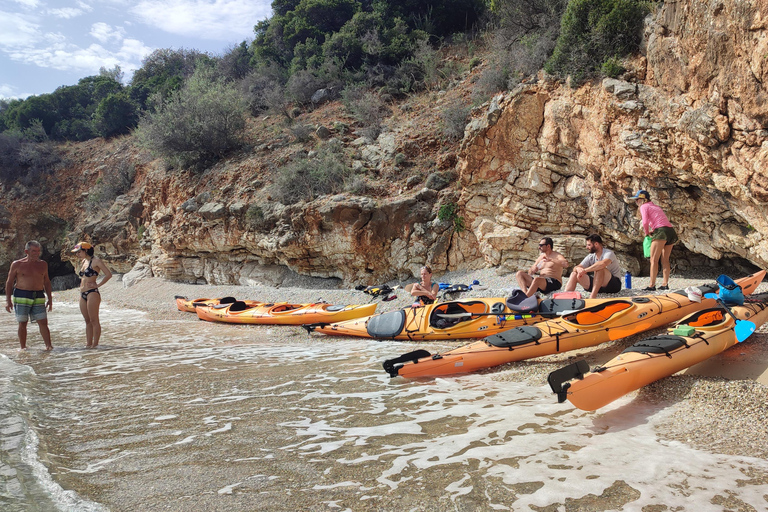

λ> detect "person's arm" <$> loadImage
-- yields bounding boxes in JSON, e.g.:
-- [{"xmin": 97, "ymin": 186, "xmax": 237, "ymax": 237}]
[
  {"xmin": 94, "ymin": 258, "xmax": 113, "ymax": 288},
  {"xmin": 639, "ymin": 204, "xmax": 651, "ymax": 235},
  {"xmin": 430, "ymin": 283, "xmax": 440, "ymax": 300},
  {"xmin": 43, "ymin": 263, "xmax": 52, "ymax": 311},
  {"xmin": 573, "ymin": 256, "xmax": 589, "ymax": 277},
  {"xmin": 554, "ymin": 253, "xmax": 569, "ymax": 269},
  {"xmin": 5, "ymin": 262, "xmax": 17, "ymax": 312},
  {"xmin": 528, "ymin": 255, "xmax": 542, "ymax": 275}
]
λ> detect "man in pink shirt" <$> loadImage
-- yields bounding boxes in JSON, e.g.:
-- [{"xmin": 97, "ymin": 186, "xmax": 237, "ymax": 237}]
[{"xmin": 629, "ymin": 190, "xmax": 678, "ymax": 291}]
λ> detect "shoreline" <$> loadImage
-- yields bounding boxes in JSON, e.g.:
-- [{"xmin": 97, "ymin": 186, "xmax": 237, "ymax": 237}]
[{"xmin": 50, "ymin": 268, "xmax": 768, "ymax": 460}]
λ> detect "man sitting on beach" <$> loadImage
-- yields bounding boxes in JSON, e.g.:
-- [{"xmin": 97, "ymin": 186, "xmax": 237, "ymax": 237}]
[
  {"xmin": 564, "ymin": 234, "xmax": 623, "ymax": 299},
  {"xmin": 516, "ymin": 237, "xmax": 569, "ymax": 297},
  {"xmin": 4, "ymin": 240, "xmax": 53, "ymax": 350}
]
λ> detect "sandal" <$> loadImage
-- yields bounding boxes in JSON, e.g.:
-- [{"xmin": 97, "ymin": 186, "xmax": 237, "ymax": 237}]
[
  {"xmin": 658, "ymin": 285, "xmax": 669, "ymax": 290},
  {"xmin": 643, "ymin": 286, "xmax": 656, "ymax": 291}
]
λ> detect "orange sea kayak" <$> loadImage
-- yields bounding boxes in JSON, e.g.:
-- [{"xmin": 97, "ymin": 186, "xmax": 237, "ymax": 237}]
[
  {"xmin": 548, "ymin": 293, "xmax": 768, "ymax": 411},
  {"xmin": 313, "ymin": 295, "xmax": 597, "ymax": 341},
  {"xmin": 195, "ymin": 300, "xmax": 378, "ymax": 325},
  {"xmin": 383, "ymin": 271, "xmax": 766, "ymax": 378}
]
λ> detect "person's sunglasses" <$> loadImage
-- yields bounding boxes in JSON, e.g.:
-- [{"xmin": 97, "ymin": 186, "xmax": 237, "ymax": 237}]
[{"xmin": 538, "ymin": 243, "xmax": 548, "ymax": 247}]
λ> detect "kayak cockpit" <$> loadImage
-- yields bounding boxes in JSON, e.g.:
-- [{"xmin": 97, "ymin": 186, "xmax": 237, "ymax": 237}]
[
  {"xmin": 429, "ymin": 300, "xmax": 502, "ymax": 329},
  {"xmin": 561, "ymin": 300, "xmax": 633, "ymax": 326}
]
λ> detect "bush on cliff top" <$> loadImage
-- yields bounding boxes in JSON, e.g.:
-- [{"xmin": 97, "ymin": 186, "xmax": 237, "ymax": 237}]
[{"xmin": 544, "ymin": 0, "xmax": 649, "ymax": 85}]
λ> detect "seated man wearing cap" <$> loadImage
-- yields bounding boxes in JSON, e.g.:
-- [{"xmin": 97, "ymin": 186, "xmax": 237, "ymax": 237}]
[{"xmin": 564, "ymin": 234, "xmax": 623, "ymax": 299}]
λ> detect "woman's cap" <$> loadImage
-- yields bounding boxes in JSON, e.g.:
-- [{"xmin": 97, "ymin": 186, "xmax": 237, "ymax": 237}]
[
  {"xmin": 71, "ymin": 242, "xmax": 93, "ymax": 252},
  {"xmin": 628, "ymin": 190, "xmax": 650, "ymax": 200}
]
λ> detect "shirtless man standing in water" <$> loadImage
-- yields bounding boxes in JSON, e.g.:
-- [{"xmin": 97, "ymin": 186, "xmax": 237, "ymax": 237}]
[
  {"xmin": 4, "ymin": 241, "xmax": 53, "ymax": 350},
  {"xmin": 515, "ymin": 237, "xmax": 569, "ymax": 297}
]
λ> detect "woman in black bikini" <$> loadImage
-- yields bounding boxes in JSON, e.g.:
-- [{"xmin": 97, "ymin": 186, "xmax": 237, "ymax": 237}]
[{"xmin": 71, "ymin": 242, "xmax": 112, "ymax": 348}]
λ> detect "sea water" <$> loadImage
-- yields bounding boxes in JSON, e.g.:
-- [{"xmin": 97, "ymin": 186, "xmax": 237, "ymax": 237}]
[{"xmin": 1, "ymin": 302, "xmax": 767, "ymax": 511}]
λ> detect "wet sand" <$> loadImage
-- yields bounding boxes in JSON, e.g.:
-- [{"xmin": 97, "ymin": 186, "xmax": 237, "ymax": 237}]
[{"xmin": 53, "ymin": 268, "xmax": 768, "ymax": 460}]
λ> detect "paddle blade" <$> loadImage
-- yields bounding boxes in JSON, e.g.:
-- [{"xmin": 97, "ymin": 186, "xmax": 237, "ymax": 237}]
[{"xmin": 735, "ymin": 320, "xmax": 756, "ymax": 343}]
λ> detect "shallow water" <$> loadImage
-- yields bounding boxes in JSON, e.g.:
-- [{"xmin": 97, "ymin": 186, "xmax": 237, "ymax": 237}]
[{"xmin": 1, "ymin": 302, "xmax": 767, "ymax": 511}]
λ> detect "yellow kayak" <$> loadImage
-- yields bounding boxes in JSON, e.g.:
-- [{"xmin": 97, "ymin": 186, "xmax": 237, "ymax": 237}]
[
  {"xmin": 314, "ymin": 295, "xmax": 595, "ymax": 340},
  {"xmin": 195, "ymin": 301, "xmax": 378, "ymax": 325}
]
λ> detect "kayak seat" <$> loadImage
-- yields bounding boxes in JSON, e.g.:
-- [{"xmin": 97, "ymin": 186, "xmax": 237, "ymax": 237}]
[
  {"xmin": 229, "ymin": 301, "xmax": 250, "ymax": 312},
  {"xmin": 219, "ymin": 296, "xmax": 237, "ymax": 304},
  {"xmin": 487, "ymin": 326, "xmax": 543, "ymax": 348},
  {"xmin": 367, "ymin": 310, "xmax": 407, "ymax": 338},
  {"xmin": 562, "ymin": 300, "xmax": 632, "ymax": 326},
  {"xmin": 326, "ymin": 304, "xmax": 347, "ymax": 312},
  {"xmin": 623, "ymin": 335, "xmax": 688, "ymax": 356},
  {"xmin": 506, "ymin": 290, "xmax": 538, "ymax": 313},
  {"xmin": 539, "ymin": 298, "xmax": 586, "ymax": 315},
  {"xmin": 682, "ymin": 308, "xmax": 725, "ymax": 327}
]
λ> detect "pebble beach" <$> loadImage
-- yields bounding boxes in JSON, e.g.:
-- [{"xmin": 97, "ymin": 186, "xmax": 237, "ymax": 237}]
[{"xmin": 55, "ymin": 266, "xmax": 768, "ymax": 461}]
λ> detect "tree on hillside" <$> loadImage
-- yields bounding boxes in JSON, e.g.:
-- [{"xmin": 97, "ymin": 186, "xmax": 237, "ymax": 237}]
[
  {"xmin": 94, "ymin": 91, "xmax": 139, "ymax": 138},
  {"xmin": 545, "ymin": 0, "xmax": 649, "ymax": 84},
  {"xmin": 250, "ymin": 0, "xmax": 485, "ymax": 76},
  {"xmin": 130, "ymin": 48, "xmax": 214, "ymax": 111}
]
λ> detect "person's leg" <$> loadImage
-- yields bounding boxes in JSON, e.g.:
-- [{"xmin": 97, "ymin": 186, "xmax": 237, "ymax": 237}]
[
  {"xmin": 18, "ymin": 321, "xmax": 28, "ymax": 349},
  {"xmin": 80, "ymin": 297, "xmax": 94, "ymax": 347},
  {"xmin": 661, "ymin": 244, "xmax": 674, "ymax": 287},
  {"xmin": 87, "ymin": 293, "xmax": 102, "ymax": 347},
  {"xmin": 37, "ymin": 319, "xmax": 52, "ymax": 350},
  {"xmin": 589, "ymin": 270, "xmax": 608, "ymax": 299},
  {"xmin": 524, "ymin": 277, "xmax": 545, "ymax": 297},
  {"xmin": 648, "ymin": 239, "xmax": 665, "ymax": 288},
  {"xmin": 564, "ymin": 271, "xmax": 579, "ymax": 292},
  {"xmin": 516, "ymin": 271, "xmax": 533, "ymax": 291}
]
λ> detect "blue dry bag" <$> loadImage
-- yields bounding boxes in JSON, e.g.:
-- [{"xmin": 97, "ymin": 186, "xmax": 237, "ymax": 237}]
[{"xmin": 716, "ymin": 274, "xmax": 744, "ymax": 305}]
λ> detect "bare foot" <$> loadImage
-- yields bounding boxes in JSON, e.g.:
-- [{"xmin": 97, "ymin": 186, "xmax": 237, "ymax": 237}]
[
  {"xmin": 85, "ymin": 344, "xmax": 93, "ymax": 349},
  {"xmin": 44, "ymin": 345, "xmax": 53, "ymax": 351}
]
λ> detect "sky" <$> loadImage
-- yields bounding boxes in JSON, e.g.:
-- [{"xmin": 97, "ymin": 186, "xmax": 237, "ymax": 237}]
[{"xmin": 0, "ymin": 0, "xmax": 274, "ymax": 99}]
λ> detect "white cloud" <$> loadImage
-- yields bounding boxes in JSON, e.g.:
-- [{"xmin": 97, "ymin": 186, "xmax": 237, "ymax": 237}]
[
  {"xmin": 131, "ymin": 0, "xmax": 271, "ymax": 41},
  {"xmin": 90, "ymin": 22, "xmax": 125, "ymax": 43},
  {"xmin": 0, "ymin": 11, "xmax": 40, "ymax": 48},
  {"xmin": 77, "ymin": 1, "xmax": 94, "ymax": 12},
  {"xmin": 48, "ymin": 7, "xmax": 85, "ymax": 19},
  {"xmin": 13, "ymin": 0, "xmax": 40, "ymax": 8}
]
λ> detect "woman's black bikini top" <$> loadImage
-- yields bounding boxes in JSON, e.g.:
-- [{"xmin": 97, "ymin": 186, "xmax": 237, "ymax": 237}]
[{"xmin": 79, "ymin": 259, "xmax": 98, "ymax": 278}]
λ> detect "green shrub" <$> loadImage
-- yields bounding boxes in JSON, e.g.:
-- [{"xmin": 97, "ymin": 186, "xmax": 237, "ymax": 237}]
[
  {"xmin": 134, "ymin": 64, "xmax": 248, "ymax": 170},
  {"xmin": 437, "ymin": 202, "xmax": 466, "ymax": 233},
  {"xmin": 290, "ymin": 123, "xmax": 314, "ymax": 143},
  {"xmin": 341, "ymin": 86, "xmax": 388, "ymax": 140},
  {"xmin": 545, "ymin": 0, "xmax": 649, "ymax": 84},
  {"xmin": 273, "ymin": 144, "xmax": 352, "ymax": 203},
  {"xmin": 440, "ymin": 100, "xmax": 471, "ymax": 141},
  {"xmin": 0, "ymin": 122, "xmax": 62, "ymax": 185},
  {"xmin": 600, "ymin": 55, "xmax": 625, "ymax": 77},
  {"xmin": 86, "ymin": 160, "xmax": 136, "ymax": 211}
]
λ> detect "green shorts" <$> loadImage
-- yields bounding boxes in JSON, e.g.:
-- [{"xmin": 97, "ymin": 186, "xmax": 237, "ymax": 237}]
[
  {"xmin": 651, "ymin": 226, "xmax": 678, "ymax": 246},
  {"xmin": 13, "ymin": 289, "xmax": 47, "ymax": 323}
]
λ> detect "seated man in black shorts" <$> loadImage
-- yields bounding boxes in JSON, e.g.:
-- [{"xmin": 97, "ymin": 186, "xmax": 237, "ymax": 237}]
[
  {"xmin": 515, "ymin": 237, "xmax": 569, "ymax": 297},
  {"xmin": 564, "ymin": 234, "xmax": 623, "ymax": 299}
]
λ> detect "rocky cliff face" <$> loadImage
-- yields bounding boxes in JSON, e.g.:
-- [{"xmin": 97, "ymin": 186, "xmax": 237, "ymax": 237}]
[{"xmin": 2, "ymin": 0, "xmax": 767, "ymax": 287}]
